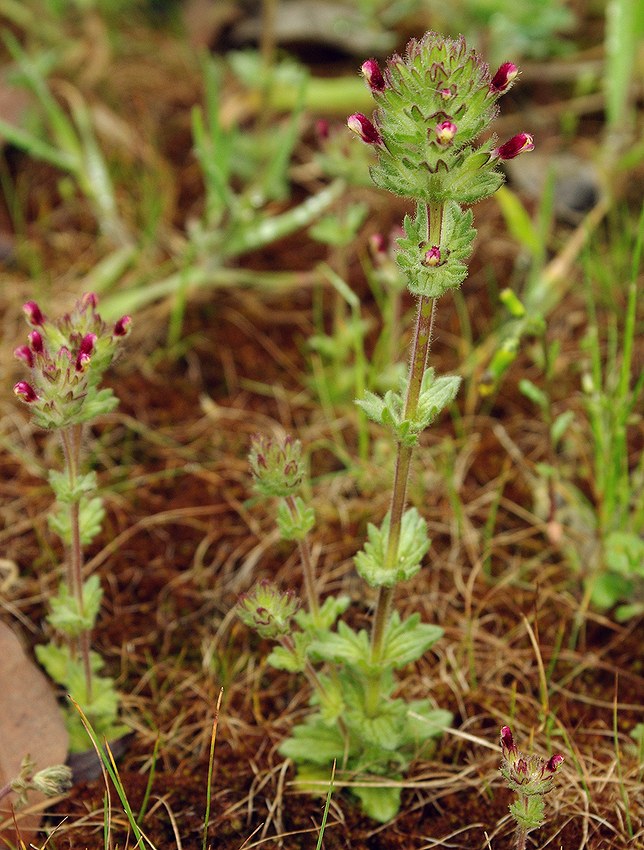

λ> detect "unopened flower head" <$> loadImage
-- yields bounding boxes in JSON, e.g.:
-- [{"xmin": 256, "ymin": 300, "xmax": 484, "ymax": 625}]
[
  {"xmin": 499, "ymin": 726, "xmax": 564, "ymax": 797},
  {"xmin": 249, "ymin": 433, "xmax": 305, "ymax": 498},
  {"xmin": 113, "ymin": 315, "xmax": 131, "ymax": 337},
  {"xmin": 347, "ymin": 113, "xmax": 382, "ymax": 146},
  {"xmin": 435, "ymin": 120, "xmax": 457, "ymax": 145},
  {"xmin": 423, "ymin": 246, "xmax": 442, "ymax": 267},
  {"xmin": 361, "ymin": 59, "xmax": 386, "ymax": 93},
  {"xmin": 237, "ymin": 579, "xmax": 300, "ymax": 640},
  {"xmin": 490, "ymin": 62, "xmax": 518, "ymax": 93},
  {"xmin": 13, "ymin": 293, "xmax": 130, "ymax": 429},
  {"xmin": 23, "ymin": 300, "xmax": 45, "ymax": 326},
  {"xmin": 493, "ymin": 133, "xmax": 535, "ymax": 160},
  {"xmin": 31, "ymin": 764, "xmax": 73, "ymax": 797}
]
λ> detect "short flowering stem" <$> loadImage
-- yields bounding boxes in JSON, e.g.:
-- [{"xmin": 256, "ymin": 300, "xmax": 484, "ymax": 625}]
[
  {"xmin": 286, "ymin": 495, "xmax": 321, "ymax": 623},
  {"xmin": 60, "ymin": 424, "xmax": 93, "ymax": 701}
]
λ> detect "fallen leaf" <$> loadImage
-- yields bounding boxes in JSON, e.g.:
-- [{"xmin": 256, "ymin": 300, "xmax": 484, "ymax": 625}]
[{"xmin": 0, "ymin": 620, "xmax": 69, "ymax": 846}]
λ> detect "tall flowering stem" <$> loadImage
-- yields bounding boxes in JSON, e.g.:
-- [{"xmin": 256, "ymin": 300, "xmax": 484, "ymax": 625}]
[
  {"xmin": 351, "ymin": 37, "xmax": 533, "ymax": 678},
  {"xmin": 14, "ymin": 292, "xmax": 131, "ymax": 723}
]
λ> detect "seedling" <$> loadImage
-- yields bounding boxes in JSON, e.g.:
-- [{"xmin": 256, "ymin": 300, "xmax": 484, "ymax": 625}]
[
  {"xmin": 13, "ymin": 293, "xmax": 131, "ymax": 750},
  {"xmin": 238, "ymin": 32, "xmax": 535, "ymax": 821}
]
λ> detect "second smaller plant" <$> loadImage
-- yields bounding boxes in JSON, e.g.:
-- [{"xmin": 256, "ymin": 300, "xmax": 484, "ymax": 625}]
[{"xmin": 14, "ymin": 292, "xmax": 131, "ymax": 750}]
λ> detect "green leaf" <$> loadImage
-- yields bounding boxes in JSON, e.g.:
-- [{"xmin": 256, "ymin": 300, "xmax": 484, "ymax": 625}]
[
  {"xmin": 509, "ymin": 795, "xmax": 545, "ymax": 830},
  {"xmin": 47, "ymin": 575, "xmax": 103, "ymax": 637},
  {"xmin": 590, "ymin": 572, "xmax": 631, "ymax": 610},
  {"xmin": 35, "ymin": 643, "xmax": 104, "ymax": 688},
  {"xmin": 382, "ymin": 612, "xmax": 443, "ymax": 669},
  {"xmin": 550, "ymin": 410, "xmax": 575, "ymax": 446},
  {"xmin": 354, "ymin": 508, "xmax": 429, "ymax": 588},
  {"xmin": 279, "ymin": 717, "xmax": 346, "ymax": 765},
  {"xmin": 48, "ymin": 470, "xmax": 98, "ymax": 504},
  {"xmin": 267, "ymin": 631, "xmax": 311, "ymax": 673},
  {"xmin": 404, "ymin": 703, "xmax": 452, "ymax": 745},
  {"xmin": 48, "ymin": 496, "xmax": 105, "ymax": 546},
  {"xmin": 276, "ymin": 496, "xmax": 315, "ymax": 541},
  {"xmin": 295, "ymin": 594, "xmax": 351, "ymax": 633},
  {"xmin": 414, "ymin": 369, "xmax": 461, "ymax": 431},
  {"xmin": 346, "ymin": 698, "xmax": 406, "ymax": 751},
  {"xmin": 519, "ymin": 378, "xmax": 549, "ymax": 411},
  {"xmin": 310, "ymin": 621, "xmax": 371, "ymax": 670},
  {"xmin": 351, "ymin": 783, "xmax": 402, "ymax": 823},
  {"xmin": 495, "ymin": 185, "xmax": 541, "ymax": 255},
  {"xmin": 604, "ymin": 532, "xmax": 644, "ymax": 577}
]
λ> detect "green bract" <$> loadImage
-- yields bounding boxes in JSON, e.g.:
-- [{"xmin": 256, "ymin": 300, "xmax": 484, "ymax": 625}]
[{"xmin": 397, "ymin": 201, "xmax": 476, "ymax": 297}]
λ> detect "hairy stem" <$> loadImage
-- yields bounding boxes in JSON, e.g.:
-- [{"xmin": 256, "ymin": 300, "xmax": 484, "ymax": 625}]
[
  {"xmin": 286, "ymin": 495, "xmax": 320, "ymax": 622},
  {"xmin": 366, "ymin": 202, "xmax": 443, "ymax": 713},
  {"xmin": 60, "ymin": 424, "xmax": 93, "ymax": 700}
]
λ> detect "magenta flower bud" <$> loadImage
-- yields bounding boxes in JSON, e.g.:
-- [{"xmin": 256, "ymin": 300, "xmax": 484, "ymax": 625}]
[
  {"xmin": 347, "ymin": 113, "xmax": 382, "ymax": 145},
  {"xmin": 75, "ymin": 333, "xmax": 97, "ymax": 371},
  {"xmin": 435, "ymin": 120, "xmax": 457, "ymax": 145},
  {"xmin": 79, "ymin": 333, "xmax": 97, "ymax": 356},
  {"xmin": 439, "ymin": 86, "xmax": 454, "ymax": 100},
  {"xmin": 369, "ymin": 233, "xmax": 387, "ymax": 256},
  {"xmin": 423, "ymin": 245, "xmax": 442, "ymax": 267},
  {"xmin": 28, "ymin": 330, "xmax": 44, "ymax": 352},
  {"xmin": 13, "ymin": 381, "xmax": 39, "ymax": 403},
  {"xmin": 494, "ymin": 133, "xmax": 534, "ymax": 160},
  {"xmin": 545, "ymin": 754, "xmax": 564, "ymax": 773},
  {"xmin": 500, "ymin": 725, "xmax": 518, "ymax": 756},
  {"xmin": 14, "ymin": 345, "xmax": 34, "ymax": 367},
  {"xmin": 80, "ymin": 292, "xmax": 98, "ymax": 310},
  {"xmin": 490, "ymin": 62, "xmax": 519, "ymax": 94},
  {"xmin": 315, "ymin": 119, "xmax": 330, "ymax": 142},
  {"xmin": 113, "ymin": 315, "xmax": 132, "ymax": 337},
  {"xmin": 361, "ymin": 59, "xmax": 386, "ymax": 93},
  {"xmin": 23, "ymin": 301, "xmax": 45, "ymax": 326}
]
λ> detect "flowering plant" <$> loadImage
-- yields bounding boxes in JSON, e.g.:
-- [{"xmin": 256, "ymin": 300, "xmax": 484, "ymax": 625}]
[
  {"xmin": 14, "ymin": 293, "xmax": 131, "ymax": 750},
  {"xmin": 500, "ymin": 726, "xmax": 564, "ymax": 848},
  {"xmin": 239, "ymin": 32, "xmax": 534, "ymax": 822}
]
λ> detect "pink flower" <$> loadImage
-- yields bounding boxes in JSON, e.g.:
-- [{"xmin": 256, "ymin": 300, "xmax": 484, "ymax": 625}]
[
  {"xmin": 361, "ymin": 59, "xmax": 386, "ymax": 93},
  {"xmin": 423, "ymin": 246, "xmax": 442, "ymax": 266},
  {"xmin": 28, "ymin": 331, "xmax": 44, "ymax": 353},
  {"xmin": 347, "ymin": 113, "xmax": 382, "ymax": 145},
  {"xmin": 23, "ymin": 301, "xmax": 45, "ymax": 326},
  {"xmin": 113, "ymin": 315, "xmax": 132, "ymax": 337},
  {"xmin": 14, "ymin": 345, "xmax": 34, "ymax": 367},
  {"xmin": 14, "ymin": 381, "xmax": 39, "ymax": 403},
  {"xmin": 490, "ymin": 62, "xmax": 518, "ymax": 94},
  {"xmin": 435, "ymin": 120, "xmax": 457, "ymax": 145},
  {"xmin": 75, "ymin": 333, "xmax": 97, "ymax": 371},
  {"xmin": 500, "ymin": 725, "xmax": 518, "ymax": 758},
  {"xmin": 81, "ymin": 292, "xmax": 98, "ymax": 310},
  {"xmin": 494, "ymin": 133, "xmax": 534, "ymax": 160}
]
